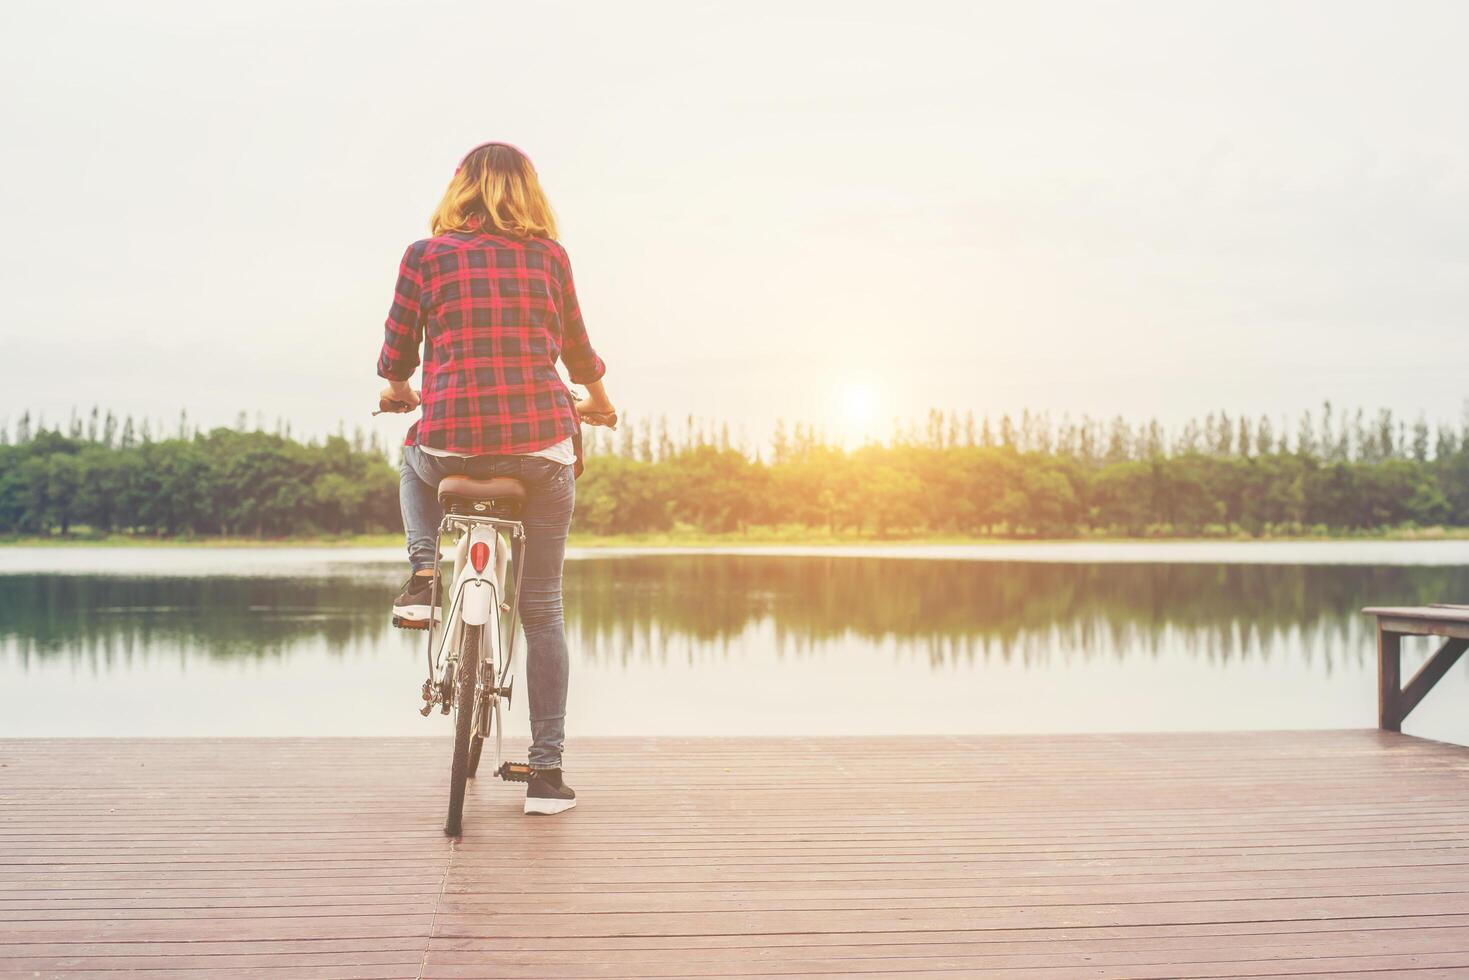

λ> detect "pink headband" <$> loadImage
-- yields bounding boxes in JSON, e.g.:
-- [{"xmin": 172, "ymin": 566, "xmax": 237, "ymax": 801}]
[{"xmin": 457, "ymin": 141, "xmax": 535, "ymax": 173}]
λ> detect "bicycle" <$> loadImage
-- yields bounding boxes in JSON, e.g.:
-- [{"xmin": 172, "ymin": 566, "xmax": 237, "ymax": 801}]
[{"xmin": 377, "ymin": 392, "xmax": 616, "ymax": 836}]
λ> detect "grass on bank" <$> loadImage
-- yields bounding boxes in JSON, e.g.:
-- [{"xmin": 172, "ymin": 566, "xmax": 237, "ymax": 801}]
[{"xmin": 6, "ymin": 523, "xmax": 1469, "ymax": 548}]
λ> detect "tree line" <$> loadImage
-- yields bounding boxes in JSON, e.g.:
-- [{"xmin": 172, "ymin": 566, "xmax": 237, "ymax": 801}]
[
  {"xmin": 3, "ymin": 403, "xmax": 1469, "ymax": 538},
  {"xmin": 0, "ymin": 410, "xmax": 398, "ymax": 537}
]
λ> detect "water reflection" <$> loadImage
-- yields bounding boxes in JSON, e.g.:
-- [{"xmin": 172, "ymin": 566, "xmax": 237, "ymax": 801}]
[
  {"xmin": 4, "ymin": 558, "xmax": 1468, "ymax": 670},
  {"xmin": 0, "ymin": 574, "xmax": 391, "ymax": 668},
  {"xmin": 6, "ymin": 555, "xmax": 1469, "ymax": 741}
]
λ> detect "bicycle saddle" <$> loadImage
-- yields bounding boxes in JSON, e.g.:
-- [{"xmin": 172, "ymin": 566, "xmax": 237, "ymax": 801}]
[{"xmin": 437, "ymin": 476, "xmax": 526, "ymax": 514}]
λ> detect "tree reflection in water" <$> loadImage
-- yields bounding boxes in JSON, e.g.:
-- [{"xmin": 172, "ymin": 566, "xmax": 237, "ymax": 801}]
[
  {"xmin": 0, "ymin": 574, "xmax": 394, "ymax": 670},
  {"xmin": 567, "ymin": 558, "xmax": 1469, "ymax": 672},
  {"xmin": 5, "ymin": 557, "xmax": 1466, "ymax": 676}
]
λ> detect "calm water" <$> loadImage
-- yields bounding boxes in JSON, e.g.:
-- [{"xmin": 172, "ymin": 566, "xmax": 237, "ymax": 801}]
[{"xmin": 3, "ymin": 544, "xmax": 1469, "ymax": 744}]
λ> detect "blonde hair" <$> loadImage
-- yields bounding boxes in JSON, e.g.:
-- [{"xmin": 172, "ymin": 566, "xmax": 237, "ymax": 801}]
[{"xmin": 430, "ymin": 143, "xmax": 558, "ymax": 239}]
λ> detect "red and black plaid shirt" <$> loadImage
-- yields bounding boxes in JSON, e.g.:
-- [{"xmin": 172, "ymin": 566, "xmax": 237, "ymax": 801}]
[{"xmin": 377, "ymin": 231, "xmax": 606, "ymax": 455}]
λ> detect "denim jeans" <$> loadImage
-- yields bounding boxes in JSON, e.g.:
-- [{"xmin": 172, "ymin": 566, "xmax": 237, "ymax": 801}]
[{"xmin": 399, "ymin": 445, "xmax": 575, "ymax": 770}]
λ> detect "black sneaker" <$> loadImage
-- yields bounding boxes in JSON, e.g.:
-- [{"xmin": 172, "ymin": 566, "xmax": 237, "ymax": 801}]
[
  {"xmin": 391, "ymin": 573, "xmax": 437, "ymax": 629},
  {"xmin": 525, "ymin": 767, "xmax": 576, "ymax": 815}
]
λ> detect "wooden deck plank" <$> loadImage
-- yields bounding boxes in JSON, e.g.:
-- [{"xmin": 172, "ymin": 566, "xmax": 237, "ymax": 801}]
[
  {"xmin": 415, "ymin": 956, "xmax": 1469, "ymax": 980},
  {"xmin": 16, "ymin": 864, "xmax": 1469, "ymax": 908},
  {"xmin": 6, "ymin": 733, "xmax": 1469, "ymax": 977}
]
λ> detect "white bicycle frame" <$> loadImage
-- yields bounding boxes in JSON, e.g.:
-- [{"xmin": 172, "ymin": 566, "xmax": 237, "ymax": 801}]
[{"xmin": 426, "ymin": 510, "xmax": 526, "ymax": 779}]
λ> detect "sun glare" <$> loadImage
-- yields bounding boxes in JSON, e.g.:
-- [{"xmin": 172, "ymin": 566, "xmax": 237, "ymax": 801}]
[{"xmin": 838, "ymin": 380, "xmax": 881, "ymax": 444}]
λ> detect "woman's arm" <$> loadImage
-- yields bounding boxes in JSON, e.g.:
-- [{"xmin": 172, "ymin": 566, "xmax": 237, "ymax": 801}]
[
  {"xmin": 378, "ymin": 243, "xmax": 426, "ymax": 386},
  {"xmin": 553, "ymin": 244, "xmax": 606, "ymax": 387},
  {"xmin": 553, "ymin": 244, "xmax": 614, "ymax": 425}
]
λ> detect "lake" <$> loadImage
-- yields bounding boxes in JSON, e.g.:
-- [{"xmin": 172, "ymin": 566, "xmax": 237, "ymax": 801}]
[{"xmin": 3, "ymin": 542, "xmax": 1469, "ymax": 745}]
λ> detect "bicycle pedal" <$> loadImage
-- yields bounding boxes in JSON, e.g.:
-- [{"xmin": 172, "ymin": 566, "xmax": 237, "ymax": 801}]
[
  {"xmin": 496, "ymin": 762, "xmax": 533, "ymax": 783},
  {"xmin": 392, "ymin": 615, "xmax": 432, "ymax": 631}
]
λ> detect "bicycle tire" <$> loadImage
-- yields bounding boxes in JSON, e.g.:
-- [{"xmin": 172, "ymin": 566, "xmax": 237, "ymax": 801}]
[{"xmin": 444, "ymin": 623, "xmax": 480, "ymax": 837}]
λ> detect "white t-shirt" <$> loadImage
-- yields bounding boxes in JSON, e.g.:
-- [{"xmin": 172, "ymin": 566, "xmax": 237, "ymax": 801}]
[{"xmin": 418, "ymin": 435, "xmax": 576, "ymax": 466}]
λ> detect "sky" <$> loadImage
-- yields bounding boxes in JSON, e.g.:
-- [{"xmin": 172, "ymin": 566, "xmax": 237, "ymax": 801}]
[{"xmin": 1, "ymin": 0, "xmax": 1466, "ymax": 450}]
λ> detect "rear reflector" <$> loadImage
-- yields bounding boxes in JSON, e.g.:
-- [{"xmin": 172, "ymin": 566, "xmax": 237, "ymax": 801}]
[{"xmin": 470, "ymin": 541, "xmax": 490, "ymax": 573}]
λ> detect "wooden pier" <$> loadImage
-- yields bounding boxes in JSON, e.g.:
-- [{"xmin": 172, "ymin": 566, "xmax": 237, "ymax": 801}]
[
  {"xmin": 6, "ymin": 731, "xmax": 1469, "ymax": 978},
  {"xmin": 1365, "ymin": 604, "xmax": 1469, "ymax": 733}
]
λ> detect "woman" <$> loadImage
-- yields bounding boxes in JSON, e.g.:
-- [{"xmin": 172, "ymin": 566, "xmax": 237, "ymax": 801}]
[{"xmin": 375, "ymin": 141, "xmax": 615, "ymax": 816}]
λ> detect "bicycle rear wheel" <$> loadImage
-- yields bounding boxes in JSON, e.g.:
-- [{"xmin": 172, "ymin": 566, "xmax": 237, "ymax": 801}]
[{"xmin": 444, "ymin": 623, "xmax": 481, "ymax": 837}]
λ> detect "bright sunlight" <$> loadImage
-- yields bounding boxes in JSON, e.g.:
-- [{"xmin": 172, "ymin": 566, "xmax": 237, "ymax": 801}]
[{"xmin": 836, "ymin": 379, "xmax": 881, "ymax": 445}]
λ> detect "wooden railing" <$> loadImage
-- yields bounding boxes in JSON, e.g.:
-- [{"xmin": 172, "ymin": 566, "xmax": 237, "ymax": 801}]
[{"xmin": 1362, "ymin": 605, "xmax": 1469, "ymax": 731}]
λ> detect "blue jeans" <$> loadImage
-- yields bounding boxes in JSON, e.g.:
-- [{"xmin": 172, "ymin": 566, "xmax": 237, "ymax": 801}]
[{"xmin": 399, "ymin": 445, "xmax": 575, "ymax": 770}]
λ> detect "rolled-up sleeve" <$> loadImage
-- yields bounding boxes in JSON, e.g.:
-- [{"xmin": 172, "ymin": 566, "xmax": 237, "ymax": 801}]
[
  {"xmin": 377, "ymin": 243, "xmax": 425, "ymax": 382},
  {"xmin": 554, "ymin": 245, "xmax": 605, "ymax": 385}
]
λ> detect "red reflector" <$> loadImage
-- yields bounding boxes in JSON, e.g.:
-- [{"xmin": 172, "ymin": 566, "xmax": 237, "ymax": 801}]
[{"xmin": 469, "ymin": 541, "xmax": 490, "ymax": 573}]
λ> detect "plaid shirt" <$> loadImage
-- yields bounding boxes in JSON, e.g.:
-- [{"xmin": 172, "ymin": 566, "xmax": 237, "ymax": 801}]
[{"xmin": 377, "ymin": 231, "xmax": 606, "ymax": 455}]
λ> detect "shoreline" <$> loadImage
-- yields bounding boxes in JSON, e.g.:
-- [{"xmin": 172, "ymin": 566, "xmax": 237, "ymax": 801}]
[
  {"xmin": 5, "ymin": 528, "xmax": 1469, "ymax": 549},
  {"xmin": 5, "ymin": 538, "xmax": 1469, "ymax": 573}
]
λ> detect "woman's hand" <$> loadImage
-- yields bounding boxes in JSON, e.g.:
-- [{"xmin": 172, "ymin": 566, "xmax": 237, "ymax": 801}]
[
  {"xmin": 378, "ymin": 382, "xmax": 420, "ymax": 414},
  {"xmin": 572, "ymin": 379, "xmax": 617, "ymax": 428},
  {"xmin": 576, "ymin": 398, "xmax": 618, "ymax": 429}
]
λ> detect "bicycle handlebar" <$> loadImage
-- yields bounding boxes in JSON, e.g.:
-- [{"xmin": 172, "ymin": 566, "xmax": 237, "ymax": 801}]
[{"xmin": 373, "ymin": 393, "xmax": 617, "ymax": 430}]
